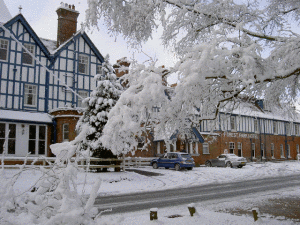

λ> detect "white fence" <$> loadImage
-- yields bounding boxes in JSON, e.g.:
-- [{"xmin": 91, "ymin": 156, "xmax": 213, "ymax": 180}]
[{"xmin": 0, "ymin": 156, "xmax": 155, "ymax": 171}]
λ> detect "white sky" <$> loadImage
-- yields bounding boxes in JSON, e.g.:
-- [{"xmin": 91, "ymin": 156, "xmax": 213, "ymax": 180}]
[{"xmin": 3, "ymin": 0, "xmax": 178, "ymax": 68}]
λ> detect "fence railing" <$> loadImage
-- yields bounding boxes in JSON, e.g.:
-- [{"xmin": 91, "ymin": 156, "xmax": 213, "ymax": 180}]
[{"xmin": 0, "ymin": 156, "xmax": 155, "ymax": 171}]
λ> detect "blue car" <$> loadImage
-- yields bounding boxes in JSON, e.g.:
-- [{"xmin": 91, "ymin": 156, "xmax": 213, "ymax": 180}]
[{"xmin": 150, "ymin": 152, "xmax": 195, "ymax": 171}]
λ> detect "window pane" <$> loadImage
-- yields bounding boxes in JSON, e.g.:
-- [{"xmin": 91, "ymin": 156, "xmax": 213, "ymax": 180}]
[
  {"xmin": 39, "ymin": 126, "xmax": 46, "ymax": 140},
  {"xmin": 0, "ymin": 49, "xmax": 7, "ymax": 60},
  {"xmin": 8, "ymin": 124, "xmax": 16, "ymax": 138},
  {"xmin": 23, "ymin": 53, "xmax": 33, "ymax": 64},
  {"xmin": 28, "ymin": 140, "xmax": 35, "ymax": 155},
  {"xmin": 78, "ymin": 63, "xmax": 86, "ymax": 74},
  {"xmin": 22, "ymin": 44, "xmax": 34, "ymax": 65},
  {"xmin": 78, "ymin": 55, "xmax": 88, "ymax": 74},
  {"xmin": 38, "ymin": 141, "xmax": 45, "ymax": 155},
  {"xmin": 8, "ymin": 139, "xmax": 15, "ymax": 154},
  {"xmin": 63, "ymin": 124, "xmax": 69, "ymax": 141},
  {"xmin": 29, "ymin": 125, "xmax": 36, "ymax": 140},
  {"xmin": 0, "ymin": 123, "xmax": 5, "ymax": 138},
  {"xmin": 24, "ymin": 85, "xmax": 37, "ymax": 106},
  {"xmin": 0, "ymin": 39, "xmax": 8, "ymax": 60},
  {"xmin": 0, "ymin": 139, "xmax": 4, "ymax": 154}
]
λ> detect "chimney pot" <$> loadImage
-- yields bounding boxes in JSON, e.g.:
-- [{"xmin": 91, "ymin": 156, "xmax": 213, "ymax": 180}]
[
  {"xmin": 72, "ymin": 5, "xmax": 75, "ymax": 10},
  {"xmin": 65, "ymin": 3, "xmax": 68, "ymax": 7},
  {"xmin": 69, "ymin": 4, "xmax": 71, "ymax": 9}
]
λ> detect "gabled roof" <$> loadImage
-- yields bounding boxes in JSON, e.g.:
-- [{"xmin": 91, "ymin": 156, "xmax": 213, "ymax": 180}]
[
  {"xmin": 0, "ymin": 0, "xmax": 12, "ymax": 23},
  {"xmin": 53, "ymin": 30, "xmax": 105, "ymax": 63},
  {"xmin": 0, "ymin": 14, "xmax": 51, "ymax": 58}
]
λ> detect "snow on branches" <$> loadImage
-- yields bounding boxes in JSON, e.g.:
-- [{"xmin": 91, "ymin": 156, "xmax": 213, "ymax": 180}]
[
  {"xmin": 86, "ymin": 0, "xmax": 300, "ymax": 151},
  {"xmin": 101, "ymin": 62, "xmax": 169, "ymax": 155}
]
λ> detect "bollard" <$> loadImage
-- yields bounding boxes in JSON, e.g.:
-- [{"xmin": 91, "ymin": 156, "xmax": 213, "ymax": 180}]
[
  {"xmin": 150, "ymin": 208, "xmax": 158, "ymax": 220},
  {"xmin": 252, "ymin": 208, "xmax": 259, "ymax": 222},
  {"xmin": 188, "ymin": 203, "xmax": 196, "ymax": 216}
]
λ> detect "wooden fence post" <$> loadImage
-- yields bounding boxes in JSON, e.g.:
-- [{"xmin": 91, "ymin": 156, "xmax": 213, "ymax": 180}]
[
  {"xmin": 188, "ymin": 203, "xmax": 196, "ymax": 216},
  {"xmin": 150, "ymin": 208, "xmax": 158, "ymax": 220},
  {"xmin": 252, "ymin": 208, "xmax": 259, "ymax": 222}
]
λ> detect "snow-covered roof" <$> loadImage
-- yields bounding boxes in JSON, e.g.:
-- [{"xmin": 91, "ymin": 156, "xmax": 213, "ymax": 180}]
[
  {"xmin": 40, "ymin": 38, "xmax": 57, "ymax": 54},
  {"xmin": 229, "ymin": 101, "xmax": 300, "ymax": 123},
  {"xmin": 0, "ymin": 0, "xmax": 12, "ymax": 23},
  {"xmin": 0, "ymin": 109, "xmax": 53, "ymax": 123}
]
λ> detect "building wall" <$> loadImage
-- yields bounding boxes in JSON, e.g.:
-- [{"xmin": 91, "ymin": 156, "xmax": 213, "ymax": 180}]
[{"xmin": 0, "ymin": 20, "xmax": 49, "ymax": 112}]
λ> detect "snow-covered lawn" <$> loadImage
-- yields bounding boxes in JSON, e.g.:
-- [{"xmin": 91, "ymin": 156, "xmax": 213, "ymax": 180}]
[
  {"xmin": 7, "ymin": 160, "xmax": 300, "ymax": 196},
  {"xmin": 2, "ymin": 160, "xmax": 300, "ymax": 224}
]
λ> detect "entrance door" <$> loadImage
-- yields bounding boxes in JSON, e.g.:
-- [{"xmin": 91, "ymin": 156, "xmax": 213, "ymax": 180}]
[{"xmin": 28, "ymin": 125, "xmax": 47, "ymax": 156}]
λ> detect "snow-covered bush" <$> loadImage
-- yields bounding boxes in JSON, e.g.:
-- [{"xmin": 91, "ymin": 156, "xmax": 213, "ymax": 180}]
[{"xmin": 0, "ymin": 125, "xmax": 101, "ymax": 225}]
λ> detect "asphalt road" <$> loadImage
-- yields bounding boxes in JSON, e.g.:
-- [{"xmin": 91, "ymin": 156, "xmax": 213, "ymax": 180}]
[{"xmin": 94, "ymin": 174, "xmax": 300, "ymax": 215}]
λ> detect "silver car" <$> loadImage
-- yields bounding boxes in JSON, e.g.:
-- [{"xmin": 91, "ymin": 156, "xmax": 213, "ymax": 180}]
[{"xmin": 205, "ymin": 154, "xmax": 247, "ymax": 168}]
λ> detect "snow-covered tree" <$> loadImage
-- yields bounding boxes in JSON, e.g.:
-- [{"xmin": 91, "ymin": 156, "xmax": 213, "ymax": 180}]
[
  {"xmin": 86, "ymin": 0, "xmax": 300, "ymax": 152},
  {"xmin": 101, "ymin": 62, "xmax": 169, "ymax": 155},
  {"xmin": 77, "ymin": 56, "xmax": 123, "ymax": 158}
]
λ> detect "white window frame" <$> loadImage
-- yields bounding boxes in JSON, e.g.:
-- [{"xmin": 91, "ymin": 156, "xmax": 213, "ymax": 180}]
[
  {"xmin": 287, "ymin": 144, "xmax": 291, "ymax": 158},
  {"xmin": 78, "ymin": 55, "xmax": 89, "ymax": 74},
  {"xmin": 137, "ymin": 136, "xmax": 145, "ymax": 149},
  {"xmin": 280, "ymin": 144, "xmax": 284, "ymax": 158},
  {"xmin": 77, "ymin": 91, "xmax": 88, "ymax": 108},
  {"xmin": 203, "ymin": 143, "xmax": 209, "ymax": 154},
  {"xmin": 22, "ymin": 43, "xmax": 35, "ymax": 65},
  {"xmin": 0, "ymin": 39, "xmax": 9, "ymax": 61},
  {"xmin": 230, "ymin": 116, "xmax": 236, "ymax": 131},
  {"xmin": 96, "ymin": 64, "xmax": 102, "ymax": 75},
  {"xmin": 261, "ymin": 143, "xmax": 265, "ymax": 159},
  {"xmin": 271, "ymin": 143, "xmax": 275, "ymax": 159},
  {"xmin": 254, "ymin": 119, "xmax": 259, "ymax": 133},
  {"xmin": 295, "ymin": 124, "xmax": 299, "ymax": 136},
  {"xmin": 251, "ymin": 143, "xmax": 255, "ymax": 158},
  {"xmin": 63, "ymin": 123, "xmax": 69, "ymax": 142},
  {"xmin": 285, "ymin": 123, "xmax": 291, "ymax": 136},
  {"xmin": 237, "ymin": 142, "xmax": 242, "ymax": 157},
  {"xmin": 229, "ymin": 142, "xmax": 235, "ymax": 154},
  {"xmin": 24, "ymin": 84, "xmax": 37, "ymax": 107}
]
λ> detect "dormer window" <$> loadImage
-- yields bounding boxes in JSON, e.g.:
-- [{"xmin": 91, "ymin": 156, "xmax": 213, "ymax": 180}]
[
  {"xmin": 22, "ymin": 44, "xmax": 34, "ymax": 65},
  {"xmin": 78, "ymin": 55, "xmax": 88, "ymax": 74},
  {"xmin": 0, "ymin": 39, "xmax": 8, "ymax": 61}
]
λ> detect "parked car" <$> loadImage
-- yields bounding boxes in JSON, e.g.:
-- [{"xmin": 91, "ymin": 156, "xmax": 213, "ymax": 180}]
[
  {"xmin": 205, "ymin": 154, "xmax": 247, "ymax": 168},
  {"xmin": 150, "ymin": 152, "xmax": 195, "ymax": 171}
]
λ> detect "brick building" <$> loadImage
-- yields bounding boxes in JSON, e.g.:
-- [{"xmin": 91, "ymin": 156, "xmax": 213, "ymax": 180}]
[
  {"xmin": 138, "ymin": 100, "xmax": 300, "ymax": 165},
  {"xmin": 0, "ymin": 2, "xmax": 107, "ymax": 157}
]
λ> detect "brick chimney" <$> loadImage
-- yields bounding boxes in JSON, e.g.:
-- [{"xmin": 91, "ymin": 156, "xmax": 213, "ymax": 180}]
[
  {"xmin": 113, "ymin": 57, "xmax": 130, "ymax": 78},
  {"xmin": 56, "ymin": 2, "xmax": 79, "ymax": 47}
]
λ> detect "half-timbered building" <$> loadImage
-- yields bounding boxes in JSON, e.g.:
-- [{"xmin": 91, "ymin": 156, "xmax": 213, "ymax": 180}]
[{"xmin": 0, "ymin": 2, "xmax": 105, "ymax": 157}]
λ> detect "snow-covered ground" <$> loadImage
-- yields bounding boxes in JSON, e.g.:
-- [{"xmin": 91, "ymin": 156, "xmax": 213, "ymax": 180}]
[{"xmin": 2, "ymin": 160, "xmax": 300, "ymax": 224}]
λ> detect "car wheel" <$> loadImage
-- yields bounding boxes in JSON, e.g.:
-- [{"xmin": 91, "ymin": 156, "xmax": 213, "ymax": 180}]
[
  {"xmin": 187, "ymin": 167, "xmax": 193, "ymax": 170},
  {"xmin": 237, "ymin": 165, "xmax": 243, "ymax": 168},
  {"xmin": 175, "ymin": 163, "xmax": 180, "ymax": 171},
  {"xmin": 165, "ymin": 167, "xmax": 169, "ymax": 169},
  {"xmin": 226, "ymin": 162, "xmax": 232, "ymax": 168},
  {"xmin": 152, "ymin": 162, "xmax": 158, "ymax": 169},
  {"xmin": 205, "ymin": 161, "xmax": 212, "ymax": 167}
]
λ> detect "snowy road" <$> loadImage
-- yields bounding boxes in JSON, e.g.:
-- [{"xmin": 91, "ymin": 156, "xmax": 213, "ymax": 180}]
[{"xmin": 95, "ymin": 174, "xmax": 300, "ymax": 215}]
